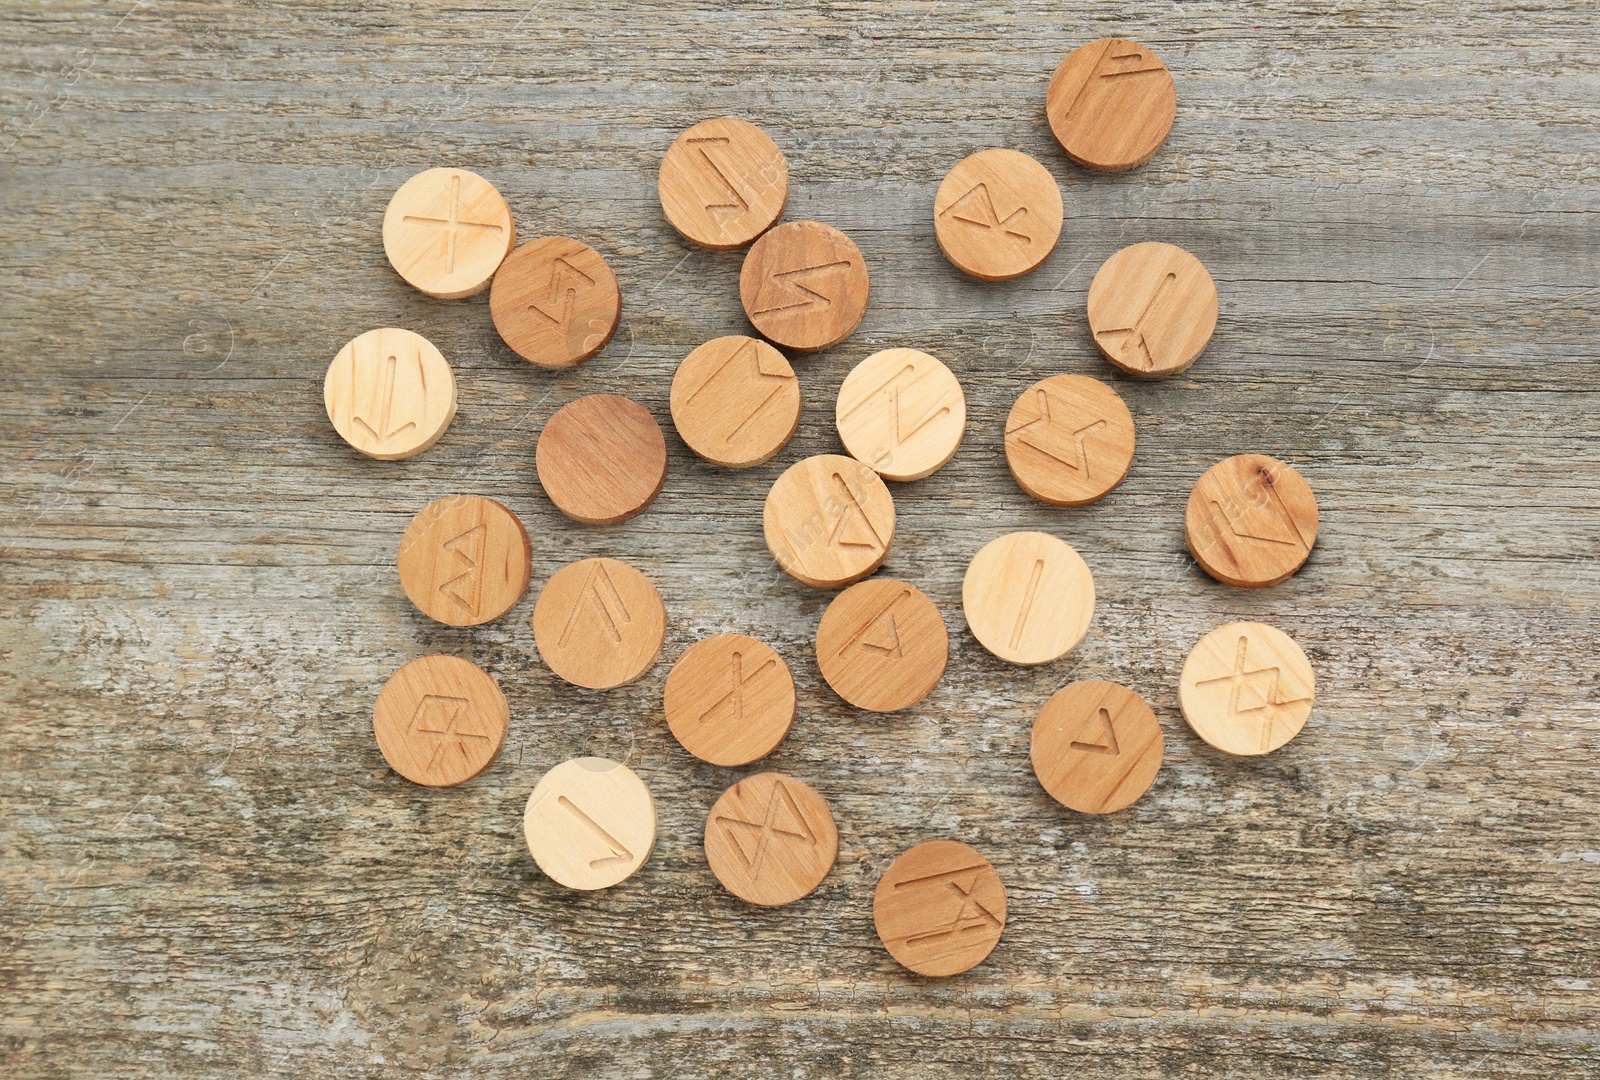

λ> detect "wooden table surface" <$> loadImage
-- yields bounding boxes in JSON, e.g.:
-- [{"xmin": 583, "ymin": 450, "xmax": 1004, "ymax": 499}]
[{"xmin": 3, "ymin": 2, "xmax": 1597, "ymax": 1076}]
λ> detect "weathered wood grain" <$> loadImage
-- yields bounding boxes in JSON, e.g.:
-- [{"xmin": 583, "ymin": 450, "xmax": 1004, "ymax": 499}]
[{"xmin": 2, "ymin": 1, "xmax": 1598, "ymax": 1077}]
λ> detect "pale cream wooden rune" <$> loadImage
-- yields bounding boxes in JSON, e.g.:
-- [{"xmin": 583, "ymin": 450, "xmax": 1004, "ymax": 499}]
[
  {"xmin": 962, "ymin": 531, "xmax": 1095, "ymax": 665},
  {"xmin": 382, "ymin": 167, "xmax": 515, "ymax": 299},
  {"xmin": 323, "ymin": 327, "xmax": 457, "ymax": 460},
  {"xmin": 835, "ymin": 348, "xmax": 967, "ymax": 482},
  {"xmin": 1179, "ymin": 622, "xmax": 1316, "ymax": 756},
  {"xmin": 523, "ymin": 757, "xmax": 656, "ymax": 890}
]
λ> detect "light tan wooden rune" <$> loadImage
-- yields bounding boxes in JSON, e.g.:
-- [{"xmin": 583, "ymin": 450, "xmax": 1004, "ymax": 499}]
[
  {"xmin": 1179, "ymin": 622, "xmax": 1316, "ymax": 756},
  {"xmin": 1004, "ymin": 374, "xmax": 1136, "ymax": 507},
  {"xmin": 489, "ymin": 236, "xmax": 621, "ymax": 368},
  {"xmin": 535, "ymin": 394, "xmax": 668, "ymax": 525},
  {"xmin": 739, "ymin": 220, "xmax": 870, "ymax": 352},
  {"xmin": 1031, "ymin": 680, "xmax": 1163, "ymax": 814},
  {"xmin": 933, "ymin": 148, "xmax": 1064, "ymax": 281},
  {"xmin": 669, "ymin": 336, "xmax": 800, "ymax": 468},
  {"xmin": 523, "ymin": 757, "xmax": 656, "ymax": 890},
  {"xmin": 396, "ymin": 495, "xmax": 531, "ymax": 626},
  {"xmin": 1046, "ymin": 38, "xmax": 1177, "ymax": 172},
  {"xmin": 963, "ymin": 531, "xmax": 1095, "ymax": 665},
  {"xmin": 382, "ymin": 167, "xmax": 515, "ymax": 299},
  {"xmin": 1186, "ymin": 453, "xmax": 1319, "ymax": 587},
  {"xmin": 663, "ymin": 634, "xmax": 795, "ymax": 766},
  {"xmin": 815, "ymin": 578, "xmax": 947, "ymax": 712},
  {"xmin": 763, "ymin": 454, "xmax": 896, "ymax": 588},
  {"xmin": 873, "ymin": 840, "xmax": 1006, "ymax": 977},
  {"xmin": 658, "ymin": 117, "xmax": 788, "ymax": 250},
  {"xmin": 323, "ymin": 328, "xmax": 457, "ymax": 460},
  {"xmin": 704, "ymin": 772, "xmax": 837, "ymax": 907},
  {"xmin": 1087, "ymin": 242, "xmax": 1218, "ymax": 377},
  {"xmin": 372, "ymin": 655, "xmax": 508, "ymax": 787},
  {"xmin": 532, "ymin": 558, "xmax": 667, "ymax": 690},
  {"xmin": 835, "ymin": 348, "xmax": 967, "ymax": 482}
]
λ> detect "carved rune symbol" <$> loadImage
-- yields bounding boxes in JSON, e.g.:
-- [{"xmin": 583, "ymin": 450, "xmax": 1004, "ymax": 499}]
[
  {"xmin": 941, "ymin": 182, "xmax": 1032, "ymax": 243},
  {"xmin": 1062, "ymin": 43, "xmax": 1167, "ymax": 120},
  {"xmin": 840, "ymin": 362, "xmax": 954, "ymax": 459},
  {"xmin": 529, "ymin": 791, "xmax": 634, "ymax": 869},
  {"xmin": 1007, "ymin": 389, "xmax": 1107, "ymax": 477},
  {"xmin": 438, "ymin": 523, "xmax": 485, "ymax": 614},
  {"xmin": 685, "ymin": 338, "xmax": 795, "ymax": 443},
  {"xmin": 697, "ymin": 649, "xmax": 779, "ymax": 727},
  {"xmin": 1094, "ymin": 271, "xmax": 1176, "ymax": 370},
  {"xmin": 828, "ymin": 472, "xmax": 885, "ymax": 550},
  {"xmin": 1009, "ymin": 558, "xmax": 1046, "ymax": 651},
  {"xmin": 1196, "ymin": 636, "xmax": 1313, "ymax": 752},
  {"xmin": 351, "ymin": 352, "xmax": 422, "ymax": 445},
  {"xmin": 400, "ymin": 172, "xmax": 506, "ymax": 274},
  {"xmin": 751, "ymin": 260, "xmax": 852, "ymax": 317},
  {"xmin": 715, "ymin": 781, "xmax": 817, "ymax": 879},
  {"xmin": 408, "ymin": 693, "xmax": 489, "ymax": 775},
  {"xmin": 1206, "ymin": 469, "xmax": 1309, "ymax": 552},
  {"xmin": 686, "ymin": 136, "xmax": 751, "ymax": 219},
  {"xmin": 839, "ymin": 589, "xmax": 912, "ymax": 660},
  {"xmin": 1070, "ymin": 708, "xmax": 1121, "ymax": 756},
  {"xmin": 559, "ymin": 561, "xmax": 632, "ymax": 648},
  {"xmin": 527, "ymin": 257, "xmax": 597, "ymax": 327},
  {"xmin": 894, "ymin": 865, "xmax": 1003, "ymax": 949}
]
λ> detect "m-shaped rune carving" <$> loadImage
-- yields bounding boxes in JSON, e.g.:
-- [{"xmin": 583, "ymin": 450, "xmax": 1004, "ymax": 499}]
[{"xmin": 715, "ymin": 781, "xmax": 817, "ymax": 879}]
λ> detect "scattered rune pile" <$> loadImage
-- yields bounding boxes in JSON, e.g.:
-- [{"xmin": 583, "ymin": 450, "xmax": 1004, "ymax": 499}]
[{"xmin": 327, "ymin": 38, "xmax": 1321, "ymax": 978}]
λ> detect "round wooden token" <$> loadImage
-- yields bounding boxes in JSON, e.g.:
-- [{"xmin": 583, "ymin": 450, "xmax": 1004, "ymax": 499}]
[
  {"xmin": 1179, "ymin": 622, "xmax": 1315, "ymax": 756},
  {"xmin": 815, "ymin": 578, "xmax": 947, "ymax": 712},
  {"xmin": 535, "ymin": 394, "xmax": 668, "ymax": 525},
  {"xmin": 739, "ymin": 220, "xmax": 870, "ymax": 352},
  {"xmin": 523, "ymin": 757, "xmax": 656, "ymax": 890},
  {"xmin": 1087, "ymin": 242, "xmax": 1217, "ymax": 377},
  {"xmin": 382, "ymin": 167, "xmax": 515, "ymax": 299},
  {"xmin": 669, "ymin": 336, "xmax": 800, "ymax": 468},
  {"xmin": 933, "ymin": 148, "xmax": 1064, "ymax": 281},
  {"xmin": 763, "ymin": 454, "xmax": 896, "ymax": 589},
  {"xmin": 532, "ymin": 557, "xmax": 667, "ymax": 690},
  {"xmin": 658, "ymin": 117, "xmax": 788, "ymax": 251},
  {"xmin": 873, "ymin": 840, "xmax": 1006, "ymax": 977},
  {"xmin": 704, "ymin": 772, "xmax": 837, "ymax": 906},
  {"xmin": 372, "ymin": 655, "xmax": 508, "ymax": 787},
  {"xmin": 1031, "ymin": 680, "xmax": 1163, "ymax": 813},
  {"xmin": 323, "ymin": 328, "xmax": 457, "ymax": 460},
  {"xmin": 663, "ymin": 634, "xmax": 795, "ymax": 766},
  {"xmin": 962, "ymin": 531, "xmax": 1095, "ymax": 665},
  {"xmin": 396, "ymin": 496, "xmax": 532, "ymax": 626},
  {"xmin": 1046, "ymin": 38, "xmax": 1177, "ymax": 172},
  {"xmin": 489, "ymin": 236, "xmax": 621, "ymax": 369},
  {"xmin": 1185, "ymin": 453, "xmax": 1319, "ymax": 587},
  {"xmin": 1004, "ymin": 374, "xmax": 1136, "ymax": 507},
  {"xmin": 835, "ymin": 348, "xmax": 967, "ymax": 482}
]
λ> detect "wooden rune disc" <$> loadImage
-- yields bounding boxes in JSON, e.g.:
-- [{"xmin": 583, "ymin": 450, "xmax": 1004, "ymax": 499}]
[
  {"xmin": 1087, "ymin": 242, "xmax": 1217, "ymax": 378},
  {"xmin": 663, "ymin": 634, "xmax": 795, "ymax": 766},
  {"xmin": 535, "ymin": 394, "xmax": 668, "ymax": 525},
  {"xmin": 704, "ymin": 772, "xmax": 838, "ymax": 906},
  {"xmin": 1046, "ymin": 38, "xmax": 1177, "ymax": 172},
  {"xmin": 531, "ymin": 557, "xmax": 667, "ymax": 690},
  {"xmin": 658, "ymin": 117, "xmax": 788, "ymax": 250},
  {"xmin": 962, "ymin": 531, "xmax": 1095, "ymax": 665},
  {"xmin": 323, "ymin": 327, "xmax": 457, "ymax": 460},
  {"xmin": 396, "ymin": 495, "xmax": 532, "ymax": 626},
  {"xmin": 763, "ymin": 454, "xmax": 896, "ymax": 589},
  {"xmin": 1004, "ymin": 374, "xmax": 1136, "ymax": 507},
  {"xmin": 933, "ymin": 148, "xmax": 1064, "ymax": 281},
  {"xmin": 1185, "ymin": 453, "xmax": 1319, "ymax": 587},
  {"xmin": 1179, "ymin": 622, "xmax": 1315, "ymax": 756},
  {"xmin": 873, "ymin": 840, "xmax": 1006, "ymax": 977},
  {"xmin": 523, "ymin": 757, "xmax": 656, "ymax": 890},
  {"xmin": 669, "ymin": 335, "xmax": 800, "ymax": 468},
  {"xmin": 739, "ymin": 220, "xmax": 870, "ymax": 352},
  {"xmin": 372, "ymin": 655, "xmax": 508, "ymax": 787},
  {"xmin": 489, "ymin": 236, "xmax": 621, "ymax": 369},
  {"xmin": 382, "ymin": 167, "xmax": 515, "ymax": 299},
  {"xmin": 815, "ymin": 578, "xmax": 947, "ymax": 712},
  {"xmin": 835, "ymin": 348, "xmax": 967, "ymax": 482},
  {"xmin": 1030, "ymin": 680, "xmax": 1163, "ymax": 814}
]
